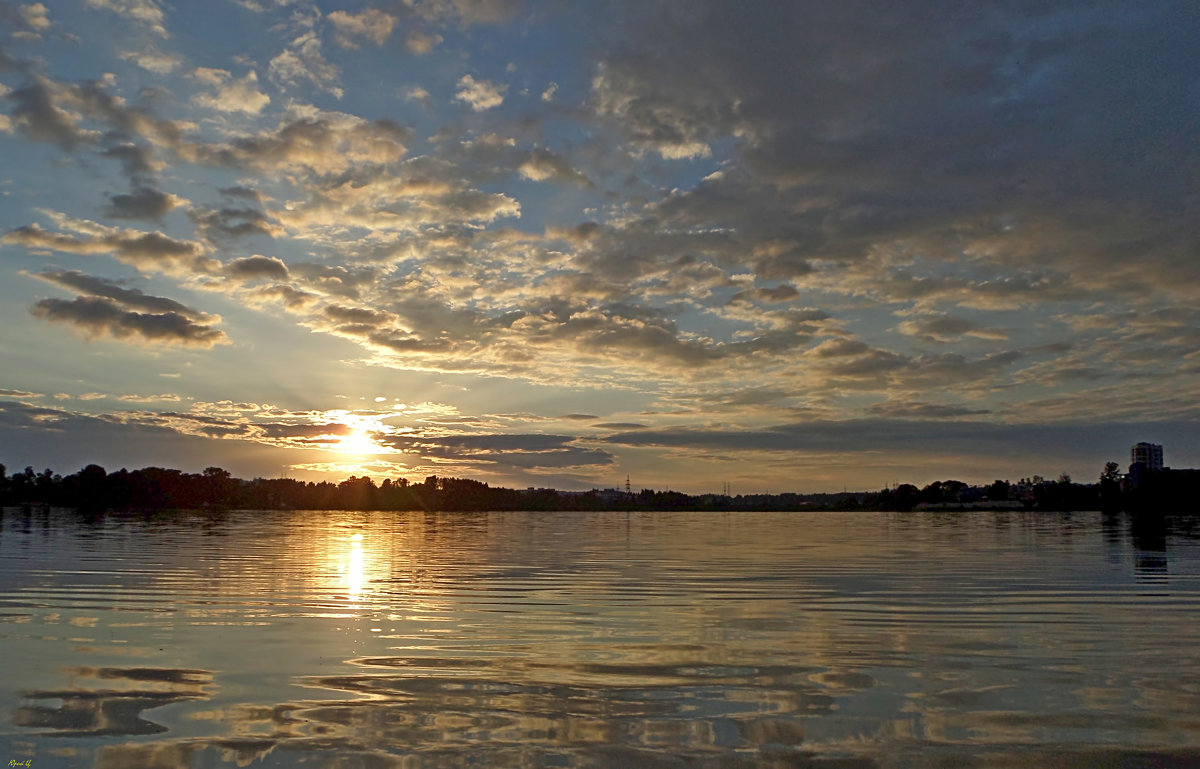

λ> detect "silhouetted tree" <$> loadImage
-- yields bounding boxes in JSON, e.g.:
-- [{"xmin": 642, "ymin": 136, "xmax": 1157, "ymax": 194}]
[
  {"xmin": 1099, "ymin": 461, "xmax": 1123, "ymax": 513},
  {"xmin": 893, "ymin": 483, "xmax": 920, "ymax": 511},
  {"xmin": 337, "ymin": 476, "xmax": 377, "ymax": 510}
]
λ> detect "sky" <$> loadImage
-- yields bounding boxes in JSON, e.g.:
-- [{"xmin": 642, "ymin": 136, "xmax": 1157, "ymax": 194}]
[{"xmin": 0, "ymin": 0, "xmax": 1198, "ymax": 494}]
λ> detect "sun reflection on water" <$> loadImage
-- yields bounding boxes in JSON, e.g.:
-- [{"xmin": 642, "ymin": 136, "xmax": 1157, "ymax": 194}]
[{"xmin": 346, "ymin": 532, "xmax": 365, "ymax": 599}]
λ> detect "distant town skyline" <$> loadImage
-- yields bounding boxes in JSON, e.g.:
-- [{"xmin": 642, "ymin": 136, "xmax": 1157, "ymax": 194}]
[{"xmin": 2, "ymin": 1, "xmax": 1198, "ymax": 492}]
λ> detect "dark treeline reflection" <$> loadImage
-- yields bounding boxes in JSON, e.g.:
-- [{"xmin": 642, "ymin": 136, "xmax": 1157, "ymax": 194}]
[{"xmin": 1, "ymin": 461, "xmax": 1198, "ymax": 513}]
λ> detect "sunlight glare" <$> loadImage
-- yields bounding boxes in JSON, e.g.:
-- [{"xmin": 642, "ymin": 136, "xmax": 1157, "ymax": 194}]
[
  {"xmin": 346, "ymin": 532, "xmax": 365, "ymax": 599},
  {"xmin": 337, "ymin": 428, "xmax": 378, "ymax": 456}
]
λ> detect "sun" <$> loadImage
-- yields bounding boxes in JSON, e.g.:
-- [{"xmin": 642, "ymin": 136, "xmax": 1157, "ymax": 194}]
[{"xmin": 336, "ymin": 427, "xmax": 378, "ymax": 456}]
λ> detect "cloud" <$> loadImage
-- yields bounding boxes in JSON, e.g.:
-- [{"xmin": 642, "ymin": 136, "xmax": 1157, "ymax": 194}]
[
  {"xmin": 0, "ymin": 0, "xmax": 1196, "ymax": 492},
  {"xmin": 866, "ymin": 402, "xmax": 992, "ymax": 420},
  {"xmin": 218, "ymin": 186, "xmax": 266, "ymax": 204},
  {"xmin": 31, "ymin": 269, "xmax": 212, "ymax": 318},
  {"xmin": 0, "ymin": 400, "xmax": 296, "ymax": 479},
  {"xmin": 104, "ymin": 185, "xmax": 185, "ymax": 221},
  {"xmin": 27, "ymin": 267, "xmax": 224, "ymax": 348},
  {"xmin": 517, "ymin": 148, "xmax": 591, "ymax": 186},
  {"xmin": 31, "ymin": 296, "xmax": 227, "ymax": 347},
  {"xmin": 327, "ymin": 9, "xmax": 396, "ymax": 48},
  {"xmin": 224, "ymin": 255, "xmax": 288, "ymax": 281},
  {"xmin": 2, "ymin": 214, "xmax": 213, "ymax": 276},
  {"xmin": 102, "ymin": 143, "xmax": 163, "ymax": 177},
  {"xmin": 596, "ymin": 419, "xmax": 1178, "ymax": 465},
  {"xmin": 593, "ymin": 1, "xmax": 1198, "ymax": 299},
  {"xmin": 412, "ymin": 0, "xmax": 523, "ymax": 26},
  {"xmin": 188, "ymin": 206, "xmax": 282, "ymax": 241},
  {"xmin": 116, "ymin": 393, "xmax": 182, "ymax": 402},
  {"xmin": 728, "ymin": 285, "xmax": 800, "ymax": 305},
  {"xmin": 323, "ymin": 303, "xmax": 392, "ymax": 327},
  {"xmin": 405, "ymin": 28, "xmax": 442, "ymax": 55},
  {"xmin": 4, "ymin": 76, "xmax": 101, "ymax": 150},
  {"xmin": 188, "ymin": 110, "xmax": 410, "ymax": 176},
  {"xmin": 897, "ymin": 313, "xmax": 1009, "ymax": 343},
  {"xmin": 3, "ymin": 73, "xmax": 187, "ymax": 157},
  {"xmin": 191, "ymin": 69, "xmax": 270, "ymax": 115},
  {"xmin": 591, "ymin": 62, "xmax": 715, "ymax": 160},
  {"xmin": 243, "ymin": 283, "xmax": 319, "ymax": 311},
  {"xmin": 454, "ymin": 74, "xmax": 506, "ymax": 111},
  {"xmin": 0, "ymin": 388, "xmax": 41, "ymax": 398},
  {"xmin": 118, "ymin": 47, "xmax": 181, "ymax": 74},
  {"xmin": 17, "ymin": 2, "xmax": 51, "ymax": 35},
  {"xmin": 404, "ymin": 86, "xmax": 433, "ymax": 107},
  {"xmin": 267, "ymin": 157, "xmax": 519, "ymax": 234},
  {"xmin": 83, "ymin": 0, "xmax": 167, "ymax": 37},
  {"xmin": 380, "ymin": 432, "xmax": 614, "ymax": 469},
  {"xmin": 269, "ymin": 31, "xmax": 342, "ymax": 98}
]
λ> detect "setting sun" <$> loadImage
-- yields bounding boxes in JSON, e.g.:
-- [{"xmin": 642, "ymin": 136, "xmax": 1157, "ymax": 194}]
[{"xmin": 336, "ymin": 428, "xmax": 378, "ymax": 457}]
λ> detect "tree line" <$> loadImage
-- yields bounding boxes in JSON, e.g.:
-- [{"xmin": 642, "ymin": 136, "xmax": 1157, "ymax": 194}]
[{"xmin": 0, "ymin": 461, "xmax": 1195, "ymax": 513}]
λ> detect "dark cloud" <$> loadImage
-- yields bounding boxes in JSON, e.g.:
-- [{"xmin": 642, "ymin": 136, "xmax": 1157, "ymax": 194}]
[
  {"xmin": 31, "ymin": 296, "xmax": 227, "ymax": 347},
  {"xmin": 866, "ymin": 402, "xmax": 992, "ymax": 419},
  {"xmin": 188, "ymin": 206, "xmax": 281, "ymax": 241},
  {"xmin": 819, "ymin": 349, "xmax": 910, "ymax": 378},
  {"xmin": 245, "ymin": 283, "xmax": 319, "ymax": 310},
  {"xmin": 0, "ymin": 41, "xmax": 28, "ymax": 72},
  {"xmin": 4, "ymin": 73, "xmax": 186, "ymax": 156},
  {"xmin": 101, "ymin": 143, "xmax": 161, "ymax": 178},
  {"xmin": 189, "ymin": 115, "xmax": 411, "ymax": 175},
  {"xmin": 259, "ymin": 422, "xmax": 351, "ymax": 439},
  {"xmin": 225, "ymin": 255, "xmax": 289, "ymax": 281},
  {"xmin": 380, "ymin": 432, "xmax": 614, "ymax": 469},
  {"xmin": 287, "ymin": 262, "xmax": 382, "ymax": 301},
  {"xmin": 901, "ymin": 350, "xmax": 1024, "ymax": 389},
  {"xmin": 323, "ymin": 304, "xmax": 392, "ymax": 326},
  {"xmin": 32, "ymin": 270, "xmax": 209, "ymax": 319},
  {"xmin": 897, "ymin": 313, "xmax": 1009, "ymax": 343},
  {"xmin": 599, "ymin": 419, "xmax": 1200, "ymax": 466},
  {"xmin": 688, "ymin": 387, "xmax": 797, "ymax": 409},
  {"xmin": 441, "ymin": 137, "xmax": 592, "ymax": 186},
  {"xmin": 0, "ymin": 401, "xmax": 292, "ymax": 479},
  {"xmin": 4, "ymin": 76, "xmax": 96, "ymax": 149},
  {"xmin": 2, "ymin": 217, "xmax": 212, "ymax": 275},
  {"xmin": 728, "ymin": 285, "xmax": 800, "ymax": 305},
  {"xmin": 585, "ymin": 0, "xmax": 1200, "ymax": 300},
  {"xmin": 104, "ymin": 185, "xmax": 180, "ymax": 221},
  {"xmin": 218, "ymin": 186, "xmax": 266, "ymax": 203}
]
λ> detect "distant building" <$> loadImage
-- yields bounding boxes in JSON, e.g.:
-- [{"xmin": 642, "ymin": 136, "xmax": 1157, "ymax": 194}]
[{"xmin": 1131, "ymin": 442, "xmax": 1164, "ymax": 472}]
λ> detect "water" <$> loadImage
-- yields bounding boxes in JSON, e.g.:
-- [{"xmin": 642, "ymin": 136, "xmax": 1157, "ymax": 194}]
[{"xmin": 2, "ymin": 508, "xmax": 1199, "ymax": 768}]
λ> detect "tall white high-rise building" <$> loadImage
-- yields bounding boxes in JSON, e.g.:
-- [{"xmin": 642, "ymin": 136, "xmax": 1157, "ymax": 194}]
[{"xmin": 1130, "ymin": 442, "xmax": 1164, "ymax": 471}]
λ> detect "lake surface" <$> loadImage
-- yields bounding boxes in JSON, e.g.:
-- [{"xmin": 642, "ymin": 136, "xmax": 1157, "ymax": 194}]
[{"xmin": 2, "ymin": 508, "xmax": 1199, "ymax": 768}]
